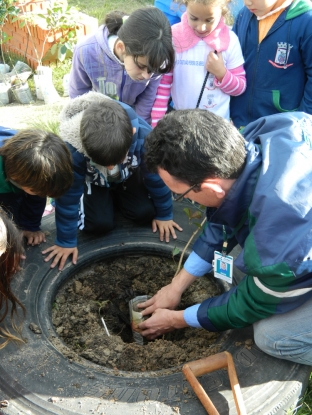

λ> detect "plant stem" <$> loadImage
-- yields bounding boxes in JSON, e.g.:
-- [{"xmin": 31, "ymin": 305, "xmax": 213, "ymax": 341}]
[{"xmin": 174, "ymin": 216, "xmax": 207, "ymax": 277}]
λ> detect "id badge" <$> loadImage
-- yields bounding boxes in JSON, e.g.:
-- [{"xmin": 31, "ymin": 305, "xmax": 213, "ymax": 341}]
[{"xmin": 213, "ymin": 251, "xmax": 233, "ymax": 284}]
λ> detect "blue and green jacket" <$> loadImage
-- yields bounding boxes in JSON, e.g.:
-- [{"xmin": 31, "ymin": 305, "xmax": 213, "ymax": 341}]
[
  {"xmin": 184, "ymin": 112, "xmax": 312, "ymax": 331},
  {"xmin": 230, "ymin": 0, "xmax": 312, "ymax": 129},
  {"xmin": 55, "ymin": 92, "xmax": 172, "ymax": 248}
]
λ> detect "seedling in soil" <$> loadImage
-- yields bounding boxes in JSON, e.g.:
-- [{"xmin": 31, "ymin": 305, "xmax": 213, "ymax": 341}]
[{"xmin": 173, "ymin": 204, "xmax": 207, "ymax": 276}]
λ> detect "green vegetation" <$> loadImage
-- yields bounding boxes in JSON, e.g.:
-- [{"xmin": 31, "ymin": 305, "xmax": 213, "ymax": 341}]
[
  {"xmin": 67, "ymin": 0, "xmax": 153, "ymax": 21},
  {"xmin": 294, "ymin": 375, "xmax": 312, "ymax": 415}
]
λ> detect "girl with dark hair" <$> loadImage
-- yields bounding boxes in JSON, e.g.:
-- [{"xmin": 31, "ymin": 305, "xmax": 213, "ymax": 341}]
[
  {"xmin": 0, "ymin": 210, "xmax": 25, "ymax": 349},
  {"xmin": 69, "ymin": 7, "xmax": 175, "ymax": 125}
]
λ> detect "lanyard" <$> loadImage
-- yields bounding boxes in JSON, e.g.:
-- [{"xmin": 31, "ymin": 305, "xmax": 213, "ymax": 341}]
[{"xmin": 222, "ymin": 211, "xmax": 248, "ymax": 256}]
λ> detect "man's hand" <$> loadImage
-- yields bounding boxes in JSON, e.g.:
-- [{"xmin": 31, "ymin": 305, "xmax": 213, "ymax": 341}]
[
  {"xmin": 138, "ymin": 283, "xmax": 182, "ymax": 316},
  {"xmin": 23, "ymin": 230, "xmax": 46, "ymax": 246},
  {"xmin": 138, "ymin": 268, "xmax": 197, "ymax": 316},
  {"xmin": 138, "ymin": 309, "xmax": 188, "ymax": 339},
  {"xmin": 152, "ymin": 219, "xmax": 183, "ymax": 242},
  {"xmin": 42, "ymin": 245, "xmax": 78, "ymax": 270},
  {"xmin": 205, "ymin": 51, "xmax": 226, "ymax": 82}
]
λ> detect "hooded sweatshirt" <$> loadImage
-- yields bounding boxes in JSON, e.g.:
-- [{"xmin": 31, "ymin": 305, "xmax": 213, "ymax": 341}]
[
  {"xmin": 55, "ymin": 92, "xmax": 173, "ymax": 248},
  {"xmin": 230, "ymin": 0, "xmax": 312, "ymax": 128},
  {"xmin": 69, "ymin": 25, "xmax": 162, "ymax": 125}
]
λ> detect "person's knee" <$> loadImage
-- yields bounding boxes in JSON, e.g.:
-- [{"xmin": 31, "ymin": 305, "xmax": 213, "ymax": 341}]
[
  {"xmin": 254, "ymin": 319, "xmax": 312, "ymax": 365},
  {"xmin": 253, "ymin": 320, "xmax": 272, "ymax": 353}
]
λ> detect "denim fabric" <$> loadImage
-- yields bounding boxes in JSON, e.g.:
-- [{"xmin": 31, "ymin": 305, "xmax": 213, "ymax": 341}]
[{"xmin": 254, "ymin": 296, "xmax": 312, "ymax": 365}]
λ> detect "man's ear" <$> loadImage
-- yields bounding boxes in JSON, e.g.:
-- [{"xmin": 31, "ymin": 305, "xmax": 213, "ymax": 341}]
[
  {"xmin": 114, "ymin": 40, "xmax": 126, "ymax": 60},
  {"xmin": 201, "ymin": 179, "xmax": 226, "ymax": 199}
]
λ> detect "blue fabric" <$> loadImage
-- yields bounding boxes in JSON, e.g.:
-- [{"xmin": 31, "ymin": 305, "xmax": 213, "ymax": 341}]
[
  {"xmin": 184, "ymin": 251, "xmax": 212, "ymax": 277},
  {"xmin": 228, "ymin": 0, "xmax": 244, "ymax": 18},
  {"xmin": 0, "ymin": 126, "xmax": 17, "ymax": 145},
  {"xmin": 230, "ymin": 0, "xmax": 312, "ymax": 128},
  {"xmin": 154, "ymin": 1, "xmax": 185, "ymax": 25},
  {"xmin": 184, "ymin": 304, "xmax": 202, "ymax": 328}
]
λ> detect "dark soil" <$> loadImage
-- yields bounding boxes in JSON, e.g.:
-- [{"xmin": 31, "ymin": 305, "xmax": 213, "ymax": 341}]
[{"xmin": 51, "ymin": 255, "xmax": 224, "ymax": 374}]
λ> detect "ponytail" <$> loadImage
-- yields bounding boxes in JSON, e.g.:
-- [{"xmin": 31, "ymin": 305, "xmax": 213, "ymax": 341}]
[
  {"xmin": 116, "ymin": 7, "xmax": 175, "ymax": 74},
  {"xmin": 104, "ymin": 10, "xmax": 128, "ymax": 35}
]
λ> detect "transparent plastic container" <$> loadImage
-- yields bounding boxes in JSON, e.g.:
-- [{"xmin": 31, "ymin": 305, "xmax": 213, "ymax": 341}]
[{"xmin": 129, "ymin": 295, "xmax": 151, "ymax": 345}]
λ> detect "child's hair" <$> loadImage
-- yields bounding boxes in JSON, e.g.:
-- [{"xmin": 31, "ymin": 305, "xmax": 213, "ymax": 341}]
[
  {"xmin": 174, "ymin": 0, "xmax": 230, "ymax": 16},
  {"xmin": 80, "ymin": 100, "xmax": 133, "ymax": 167},
  {"xmin": 0, "ymin": 129, "xmax": 73, "ymax": 198},
  {"xmin": 105, "ymin": 7, "xmax": 174, "ymax": 75},
  {"xmin": 0, "ymin": 209, "xmax": 26, "ymax": 349}
]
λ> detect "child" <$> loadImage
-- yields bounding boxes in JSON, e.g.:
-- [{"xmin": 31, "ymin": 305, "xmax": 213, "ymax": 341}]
[
  {"xmin": 230, "ymin": 0, "xmax": 312, "ymax": 129},
  {"xmin": 151, "ymin": 0, "xmax": 246, "ymax": 127},
  {"xmin": 0, "ymin": 128, "xmax": 73, "ymax": 246},
  {"xmin": 0, "ymin": 209, "xmax": 25, "ymax": 349},
  {"xmin": 69, "ymin": 7, "xmax": 175, "ymax": 125},
  {"xmin": 42, "ymin": 92, "xmax": 182, "ymax": 271}
]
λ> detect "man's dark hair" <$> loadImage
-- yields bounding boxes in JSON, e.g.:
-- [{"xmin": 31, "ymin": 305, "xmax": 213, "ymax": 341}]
[
  {"xmin": 144, "ymin": 110, "xmax": 247, "ymax": 185},
  {"xmin": 0, "ymin": 130, "xmax": 73, "ymax": 198},
  {"xmin": 80, "ymin": 100, "xmax": 133, "ymax": 166}
]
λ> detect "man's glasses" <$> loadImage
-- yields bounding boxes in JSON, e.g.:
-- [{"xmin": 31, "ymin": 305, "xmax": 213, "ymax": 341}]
[{"xmin": 173, "ymin": 183, "xmax": 199, "ymax": 202}]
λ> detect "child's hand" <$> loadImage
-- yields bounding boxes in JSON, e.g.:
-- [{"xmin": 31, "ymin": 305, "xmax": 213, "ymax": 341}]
[
  {"xmin": 23, "ymin": 230, "xmax": 46, "ymax": 246},
  {"xmin": 205, "ymin": 51, "xmax": 226, "ymax": 82},
  {"xmin": 42, "ymin": 245, "xmax": 78, "ymax": 271},
  {"xmin": 152, "ymin": 219, "xmax": 183, "ymax": 242}
]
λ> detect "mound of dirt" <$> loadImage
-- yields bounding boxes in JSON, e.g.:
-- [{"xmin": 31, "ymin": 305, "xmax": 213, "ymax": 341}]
[{"xmin": 52, "ymin": 255, "xmax": 223, "ymax": 373}]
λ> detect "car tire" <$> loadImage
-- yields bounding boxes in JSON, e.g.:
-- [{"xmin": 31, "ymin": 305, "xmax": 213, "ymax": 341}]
[{"xmin": 0, "ymin": 202, "xmax": 310, "ymax": 415}]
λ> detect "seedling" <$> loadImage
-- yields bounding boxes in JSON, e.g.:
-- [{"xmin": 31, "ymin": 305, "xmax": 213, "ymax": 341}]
[{"xmin": 173, "ymin": 203, "xmax": 207, "ymax": 276}]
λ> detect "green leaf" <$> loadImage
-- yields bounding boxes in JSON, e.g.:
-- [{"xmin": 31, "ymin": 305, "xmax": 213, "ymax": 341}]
[
  {"xmin": 19, "ymin": 20, "xmax": 25, "ymax": 28},
  {"xmin": 172, "ymin": 247, "xmax": 180, "ymax": 257},
  {"xmin": 60, "ymin": 44, "xmax": 67, "ymax": 54},
  {"xmin": 183, "ymin": 208, "xmax": 192, "ymax": 219},
  {"xmin": 50, "ymin": 43, "xmax": 58, "ymax": 55},
  {"xmin": 193, "ymin": 222, "xmax": 203, "ymax": 229},
  {"xmin": 191, "ymin": 210, "xmax": 202, "ymax": 219}
]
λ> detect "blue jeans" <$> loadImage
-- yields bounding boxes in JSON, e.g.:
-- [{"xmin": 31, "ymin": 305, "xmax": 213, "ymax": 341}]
[{"xmin": 254, "ymin": 296, "xmax": 312, "ymax": 365}]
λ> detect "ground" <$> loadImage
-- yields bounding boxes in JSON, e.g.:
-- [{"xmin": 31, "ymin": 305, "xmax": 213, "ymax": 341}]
[
  {"xmin": 0, "ymin": 96, "xmax": 68, "ymax": 130},
  {"xmin": 51, "ymin": 254, "xmax": 225, "ymax": 375}
]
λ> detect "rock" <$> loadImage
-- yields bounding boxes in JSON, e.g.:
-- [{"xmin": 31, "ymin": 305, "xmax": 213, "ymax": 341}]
[{"xmin": 29, "ymin": 323, "xmax": 42, "ymax": 334}]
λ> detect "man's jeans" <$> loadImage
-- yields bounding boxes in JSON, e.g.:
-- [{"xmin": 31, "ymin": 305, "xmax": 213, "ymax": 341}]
[{"xmin": 254, "ymin": 295, "xmax": 312, "ymax": 365}]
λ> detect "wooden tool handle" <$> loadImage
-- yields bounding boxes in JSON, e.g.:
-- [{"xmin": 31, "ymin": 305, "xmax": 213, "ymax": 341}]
[{"xmin": 182, "ymin": 351, "xmax": 247, "ymax": 415}]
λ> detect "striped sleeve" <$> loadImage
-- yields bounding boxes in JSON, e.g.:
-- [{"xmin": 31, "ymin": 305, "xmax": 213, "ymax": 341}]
[
  {"xmin": 214, "ymin": 65, "xmax": 246, "ymax": 96},
  {"xmin": 151, "ymin": 72, "xmax": 173, "ymax": 128}
]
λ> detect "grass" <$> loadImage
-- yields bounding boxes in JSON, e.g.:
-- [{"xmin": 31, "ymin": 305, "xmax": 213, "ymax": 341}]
[
  {"xmin": 292, "ymin": 374, "xmax": 312, "ymax": 415},
  {"xmin": 67, "ymin": 0, "xmax": 153, "ymax": 21}
]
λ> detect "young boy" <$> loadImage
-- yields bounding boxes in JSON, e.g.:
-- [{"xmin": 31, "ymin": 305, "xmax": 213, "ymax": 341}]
[
  {"xmin": 0, "ymin": 128, "xmax": 73, "ymax": 245},
  {"xmin": 230, "ymin": 0, "xmax": 312, "ymax": 129},
  {"xmin": 42, "ymin": 92, "xmax": 182, "ymax": 271}
]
